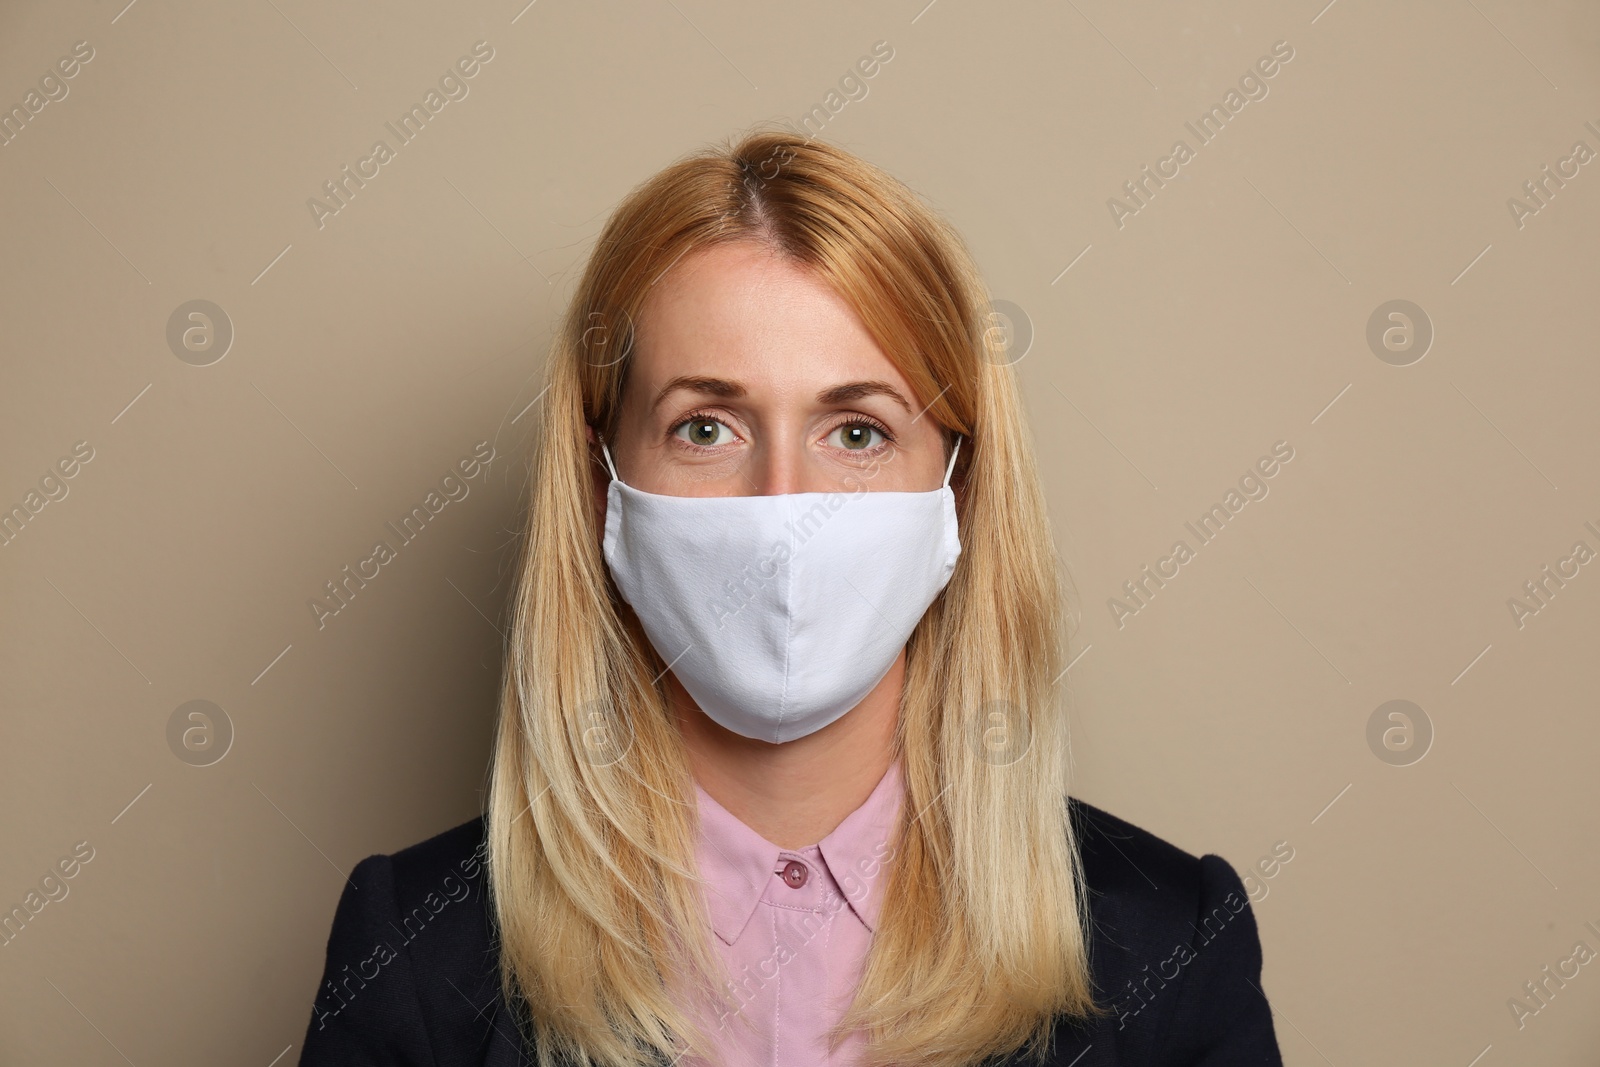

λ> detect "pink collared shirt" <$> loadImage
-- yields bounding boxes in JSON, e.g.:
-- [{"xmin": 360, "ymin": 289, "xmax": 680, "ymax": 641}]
[{"xmin": 679, "ymin": 759, "xmax": 904, "ymax": 1067}]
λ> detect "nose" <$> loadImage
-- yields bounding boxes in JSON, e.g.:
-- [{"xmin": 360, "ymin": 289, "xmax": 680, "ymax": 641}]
[{"xmin": 744, "ymin": 445, "xmax": 841, "ymax": 497}]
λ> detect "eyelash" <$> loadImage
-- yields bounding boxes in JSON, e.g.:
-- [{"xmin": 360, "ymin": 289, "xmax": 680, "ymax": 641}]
[{"xmin": 669, "ymin": 409, "xmax": 897, "ymax": 454}]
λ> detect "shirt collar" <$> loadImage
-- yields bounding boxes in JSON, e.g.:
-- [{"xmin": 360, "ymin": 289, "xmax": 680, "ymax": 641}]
[{"xmin": 693, "ymin": 759, "xmax": 903, "ymax": 946}]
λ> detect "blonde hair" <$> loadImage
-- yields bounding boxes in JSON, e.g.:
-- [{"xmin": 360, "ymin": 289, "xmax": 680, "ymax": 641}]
[{"xmin": 487, "ymin": 125, "xmax": 1104, "ymax": 1067}]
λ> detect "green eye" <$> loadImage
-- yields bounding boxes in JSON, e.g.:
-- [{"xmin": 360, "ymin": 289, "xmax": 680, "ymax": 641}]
[
  {"xmin": 828, "ymin": 423, "xmax": 887, "ymax": 451},
  {"xmin": 673, "ymin": 417, "xmax": 734, "ymax": 447}
]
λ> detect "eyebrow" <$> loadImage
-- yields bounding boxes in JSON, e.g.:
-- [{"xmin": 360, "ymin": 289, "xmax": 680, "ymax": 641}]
[{"xmin": 650, "ymin": 375, "xmax": 914, "ymax": 415}]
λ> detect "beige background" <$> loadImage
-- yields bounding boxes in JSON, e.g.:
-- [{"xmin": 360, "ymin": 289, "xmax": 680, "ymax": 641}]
[{"xmin": 3, "ymin": 0, "xmax": 1598, "ymax": 1063}]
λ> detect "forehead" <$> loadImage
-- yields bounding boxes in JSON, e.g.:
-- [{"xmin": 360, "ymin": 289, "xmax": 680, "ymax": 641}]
[{"xmin": 629, "ymin": 240, "xmax": 909, "ymax": 394}]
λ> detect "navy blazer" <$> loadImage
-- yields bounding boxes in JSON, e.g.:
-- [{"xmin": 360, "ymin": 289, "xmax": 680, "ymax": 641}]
[{"xmin": 297, "ymin": 799, "xmax": 1283, "ymax": 1065}]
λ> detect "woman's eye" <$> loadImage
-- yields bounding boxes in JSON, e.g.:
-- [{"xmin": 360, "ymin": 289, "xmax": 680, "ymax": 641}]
[
  {"xmin": 828, "ymin": 422, "xmax": 886, "ymax": 451},
  {"xmin": 674, "ymin": 417, "xmax": 735, "ymax": 448}
]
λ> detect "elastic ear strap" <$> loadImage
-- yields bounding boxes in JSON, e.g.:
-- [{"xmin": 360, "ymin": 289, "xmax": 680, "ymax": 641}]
[
  {"xmin": 943, "ymin": 435, "xmax": 962, "ymax": 488},
  {"xmin": 599, "ymin": 437, "xmax": 619, "ymax": 480}
]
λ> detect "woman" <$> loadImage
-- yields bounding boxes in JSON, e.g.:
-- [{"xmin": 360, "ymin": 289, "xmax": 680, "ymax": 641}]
[{"xmin": 298, "ymin": 128, "xmax": 1284, "ymax": 1067}]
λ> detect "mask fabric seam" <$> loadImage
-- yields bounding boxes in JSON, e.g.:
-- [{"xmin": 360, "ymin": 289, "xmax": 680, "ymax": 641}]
[{"xmin": 777, "ymin": 493, "xmax": 797, "ymax": 741}]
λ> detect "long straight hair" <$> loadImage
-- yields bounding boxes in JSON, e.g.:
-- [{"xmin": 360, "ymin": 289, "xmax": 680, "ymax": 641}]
[{"xmin": 486, "ymin": 125, "xmax": 1103, "ymax": 1067}]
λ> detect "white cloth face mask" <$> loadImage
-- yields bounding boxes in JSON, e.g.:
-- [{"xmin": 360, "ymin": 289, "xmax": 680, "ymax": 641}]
[{"xmin": 599, "ymin": 435, "xmax": 963, "ymax": 744}]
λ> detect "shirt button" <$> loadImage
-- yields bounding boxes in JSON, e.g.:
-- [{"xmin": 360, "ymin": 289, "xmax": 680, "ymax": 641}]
[{"xmin": 780, "ymin": 859, "xmax": 809, "ymax": 889}]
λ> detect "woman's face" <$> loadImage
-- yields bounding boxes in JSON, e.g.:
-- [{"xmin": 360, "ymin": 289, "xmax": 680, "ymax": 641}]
[{"xmin": 591, "ymin": 239, "xmax": 953, "ymax": 504}]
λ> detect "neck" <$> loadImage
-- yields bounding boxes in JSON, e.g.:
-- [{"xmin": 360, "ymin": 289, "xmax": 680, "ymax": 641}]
[{"xmin": 673, "ymin": 647, "xmax": 904, "ymax": 851}]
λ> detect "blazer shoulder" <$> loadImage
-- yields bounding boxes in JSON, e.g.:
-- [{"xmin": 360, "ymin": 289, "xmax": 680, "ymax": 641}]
[
  {"xmin": 1067, "ymin": 795, "xmax": 1262, "ymax": 967},
  {"xmin": 297, "ymin": 816, "xmax": 504, "ymax": 1067},
  {"xmin": 1065, "ymin": 797, "xmax": 1282, "ymax": 1064},
  {"xmin": 385, "ymin": 814, "xmax": 490, "ymax": 893},
  {"xmin": 1069, "ymin": 795, "xmax": 1213, "ymax": 915},
  {"xmin": 378, "ymin": 814, "xmax": 499, "ymax": 1005}
]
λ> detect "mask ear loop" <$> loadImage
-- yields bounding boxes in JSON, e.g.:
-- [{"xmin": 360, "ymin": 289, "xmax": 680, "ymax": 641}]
[
  {"xmin": 942, "ymin": 434, "xmax": 962, "ymax": 489},
  {"xmin": 597, "ymin": 434, "xmax": 619, "ymax": 481}
]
